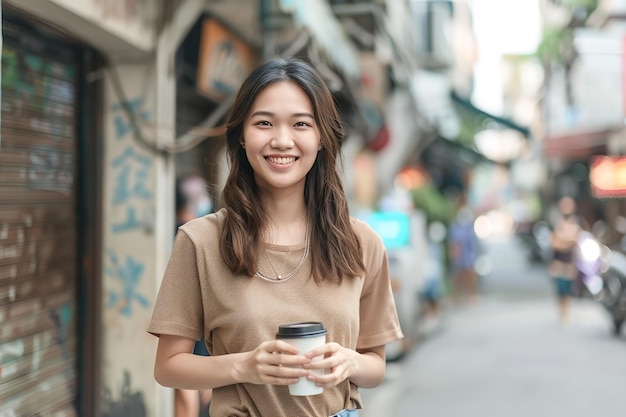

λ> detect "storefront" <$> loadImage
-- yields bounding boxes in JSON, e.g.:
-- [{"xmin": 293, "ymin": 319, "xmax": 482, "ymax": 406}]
[
  {"xmin": 0, "ymin": 11, "xmax": 101, "ymax": 416},
  {"xmin": 174, "ymin": 13, "xmax": 259, "ymax": 195}
]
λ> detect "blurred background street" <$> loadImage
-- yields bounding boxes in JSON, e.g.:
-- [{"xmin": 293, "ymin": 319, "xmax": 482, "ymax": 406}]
[
  {"xmin": 361, "ymin": 232, "xmax": 626, "ymax": 417},
  {"xmin": 2, "ymin": 0, "xmax": 626, "ymax": 416}
]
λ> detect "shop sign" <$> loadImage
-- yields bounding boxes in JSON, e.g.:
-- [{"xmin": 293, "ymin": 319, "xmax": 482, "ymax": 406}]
[
  {"xmin": 590, "ymin": 155, "xmax": 626, "ymax": 198},
  {"xmin": 361, "ymin": 211, "xmax": 411, "ymax": 249},
  {"xmin": 196, "ymin": 17, "xmax": 256, "ymax": 101}
]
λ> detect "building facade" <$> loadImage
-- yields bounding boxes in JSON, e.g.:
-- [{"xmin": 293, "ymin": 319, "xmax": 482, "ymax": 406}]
[{"xmin": 0, "ymin": 1, "xmax": 465, "ymax": 416}]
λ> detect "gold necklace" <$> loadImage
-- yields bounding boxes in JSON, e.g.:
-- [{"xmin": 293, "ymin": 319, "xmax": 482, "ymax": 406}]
[{"xmin": 256, "ymin": 224, "xmax": 310, "ymax": 282}]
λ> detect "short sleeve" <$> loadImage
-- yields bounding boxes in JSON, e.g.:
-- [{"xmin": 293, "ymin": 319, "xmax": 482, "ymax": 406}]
[
  {"xmin": 357, "ymin": 227, "xmax": 404, "ymax": 349},
  {"xmin": 146, "ymin": 229, "xmax": 203, "ymax": 341}
]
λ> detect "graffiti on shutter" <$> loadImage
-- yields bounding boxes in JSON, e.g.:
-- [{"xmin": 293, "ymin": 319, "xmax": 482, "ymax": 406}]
[{"xmin": 0, "ymin": 19, "xmax": 79, "ymax": 417}]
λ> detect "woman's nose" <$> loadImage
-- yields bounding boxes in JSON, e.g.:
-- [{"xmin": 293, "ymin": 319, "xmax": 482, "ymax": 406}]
[{"xmin": 271, "ymin": 128, "xmax": 294, "ymax": 149}]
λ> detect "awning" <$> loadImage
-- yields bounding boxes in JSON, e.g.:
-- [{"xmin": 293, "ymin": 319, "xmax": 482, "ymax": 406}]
[
  {"xmin": 450, "ymin": 91, "xmax": 531, "ymax": 139},
  {"xmin": 409, "ymin": 70, "xmax": 531, "ymax": 163},
  {"xmin": 446, "ymin": 91, "xmax": 532, "ymax": 163},
  {"xmin": 542, "ymin": 128, "xmax": 613, "ymax": 160},
  {"xmin": 428, "ymin": 136, "xmax": 494, "ymax": 166}
]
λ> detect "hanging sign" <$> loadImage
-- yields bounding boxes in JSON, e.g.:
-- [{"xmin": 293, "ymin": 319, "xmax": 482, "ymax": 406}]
[
  {"xmin": 196, "ymin": 17, "xmax": 256, "ymax": 101},
  {"xmin": 590, "ymin": 155, "xmax": 626, "ymax": 198}
]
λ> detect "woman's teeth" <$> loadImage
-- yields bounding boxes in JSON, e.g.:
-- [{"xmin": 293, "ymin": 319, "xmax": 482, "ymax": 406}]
[{"xmin": 266, "ymin": 156, "xmax": 296, "ymax": 165}]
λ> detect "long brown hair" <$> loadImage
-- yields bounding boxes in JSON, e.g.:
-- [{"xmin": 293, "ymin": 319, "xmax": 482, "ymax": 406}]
[{"xmin": 220, "ymin": 57, "xmax": 365, "ymax": 284}]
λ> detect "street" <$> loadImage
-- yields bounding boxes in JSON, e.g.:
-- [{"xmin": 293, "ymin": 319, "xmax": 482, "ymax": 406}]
[{"xmin": 360, "ymin": 234, "xmax": 626, "ymax": 417}]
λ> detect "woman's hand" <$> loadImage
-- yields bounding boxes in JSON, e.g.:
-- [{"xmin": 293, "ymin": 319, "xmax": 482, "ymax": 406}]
[
  {"xmin": 302, "ymin": 343, "xmax": 386, "ymax": 389},
  {"xmin": 301, "ymin": 342, "xmax": 358, "ymax": 388},
  {"xmin": 234, "ymin": 340, "xmax": 311, "ymax": 386}
]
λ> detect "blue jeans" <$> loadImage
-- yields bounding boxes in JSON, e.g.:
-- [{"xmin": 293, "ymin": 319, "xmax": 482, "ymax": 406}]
[{"xmin": 331, "ymin": 410, "xmax": 359, "ymax": 417}]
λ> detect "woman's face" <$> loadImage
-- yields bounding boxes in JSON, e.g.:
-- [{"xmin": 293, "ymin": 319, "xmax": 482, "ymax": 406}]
[{"xmin": 242, "ymin": 81, "xmax": 321, "ymax": 195}]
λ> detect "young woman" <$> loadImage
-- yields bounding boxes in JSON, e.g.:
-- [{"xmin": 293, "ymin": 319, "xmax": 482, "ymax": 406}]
[
  {"xmin": 549, "ymin": 196, "xmax": 582, "ymax": 325},
  {"xmin": 148, "ymin": 57, "xmax": 403, "ymax": 417}
]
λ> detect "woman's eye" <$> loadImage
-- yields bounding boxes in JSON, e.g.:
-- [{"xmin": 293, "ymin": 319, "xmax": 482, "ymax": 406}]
[
  {"xmin": 256, "ymin": 121, "xmax": 271, "ymax": 126},
  {"xmin": 294, "ymin": 121, "xmax": 310, "ymax": 127}
]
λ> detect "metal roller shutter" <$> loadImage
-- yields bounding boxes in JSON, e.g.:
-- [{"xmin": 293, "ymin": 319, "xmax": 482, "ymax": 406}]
[{"xmin": 0, "ymin": 17, "xmax": 80, "ymax": 416}]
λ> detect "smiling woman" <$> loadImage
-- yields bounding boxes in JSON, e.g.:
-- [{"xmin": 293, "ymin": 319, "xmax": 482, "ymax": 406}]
[
  {"xmin": 241, "ymin": 80, "xmax": 321, "ymax": 191},
  {"xmin": 147, "ymin": 57, "xmax": 403, "ymax": 417}
]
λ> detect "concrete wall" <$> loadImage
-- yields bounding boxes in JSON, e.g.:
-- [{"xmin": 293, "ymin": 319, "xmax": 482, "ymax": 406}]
[
  {"xmin": 101, "ymin": 63, "xmax": 170, "ymax": 417},
  {"xmin": 48, "ymin": 0, "xmax": 157, "ymax": 50},
  {"xmin": 9, "ymin": 0, "xmax": 158, "ymax": 59}
]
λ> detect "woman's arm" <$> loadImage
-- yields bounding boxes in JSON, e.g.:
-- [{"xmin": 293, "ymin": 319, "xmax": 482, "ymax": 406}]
[
  {"xmin": 154, "ymin": 334, "xmax": 311, "ymax": 390},
  {"xmin": 350, "ymin": 345, "xmax": 387, "ymax": 388}
]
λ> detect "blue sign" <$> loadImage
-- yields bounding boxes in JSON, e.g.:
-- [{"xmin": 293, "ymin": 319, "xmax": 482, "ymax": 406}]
[{"xmin": 363, "ymin": 211, "xmax": 410, "ymax": 249}]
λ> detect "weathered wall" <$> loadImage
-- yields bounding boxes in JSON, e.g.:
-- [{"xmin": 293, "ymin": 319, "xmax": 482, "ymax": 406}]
[
  {"xmin": 10, "ymin": 0, "xmax": 158, "ymax": 59},
  {"xmin": 101, "ymin": 64, "xmax": 167, "ymax": 417},
  {"xmin": 45, "ymin": 0, "xmax": 156, "ymax": 50}
]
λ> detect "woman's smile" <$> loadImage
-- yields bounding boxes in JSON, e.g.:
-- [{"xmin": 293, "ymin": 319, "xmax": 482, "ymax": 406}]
[
  {"xmin": 265, "ymin": 155, "xmax": 299, "ymax": 166},
  {"xmin": 243, "ymin": 80, "xmax": 320, "ymax": 191}
]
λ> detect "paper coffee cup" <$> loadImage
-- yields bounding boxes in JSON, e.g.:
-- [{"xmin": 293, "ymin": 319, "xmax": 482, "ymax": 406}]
[{"xmin": 276, "ymin": 322, "xmax": 327, "ymax": 396}]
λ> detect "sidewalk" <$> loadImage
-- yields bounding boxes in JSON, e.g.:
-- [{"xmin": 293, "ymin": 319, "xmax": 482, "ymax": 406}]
[
  {"xmin": 360, "ymin": 233, "xmax": 626, "ymax": 417},
  {"xmin": 479, "ymin": 233, "xmax": 554, "ymax": 298},
  {"xmin": 361, "ymin": 294, "xmax": 626, "ymax": 417}
]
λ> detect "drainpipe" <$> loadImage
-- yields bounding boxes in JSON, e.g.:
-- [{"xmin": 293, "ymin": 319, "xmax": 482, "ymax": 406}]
[
  {"xmin": 261, "ymin": 0, "xmax": 272, "ymax": 60},
  {"xmin": 0, "ymin": 5, "xmax": 2, "ymax": 150}
]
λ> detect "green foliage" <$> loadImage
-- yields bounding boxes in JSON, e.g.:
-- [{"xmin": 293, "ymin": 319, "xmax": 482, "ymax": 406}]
[
  {"xmin": 535, "ymin": 26, "xmax": 571, "ymax": 65},
  {"xmin": 535, "ymin": 0, "xmax": 599, "ymax": 65},
  {"xmin": 560, "ymin": 0, "xmax": 598, "ymax": 12},
  {"xmin": 456, "ymin": 105, "xmax": 489, "ymax": 146},
  {"xmin": 410, "ymin": 185, "xmax": 456, "ymax": 226}
]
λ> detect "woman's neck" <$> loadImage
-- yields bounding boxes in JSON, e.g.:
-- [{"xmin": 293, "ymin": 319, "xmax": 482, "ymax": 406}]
[{"xmin": 262, "ymin": 200, "xmax": 308, "ymax": 245}]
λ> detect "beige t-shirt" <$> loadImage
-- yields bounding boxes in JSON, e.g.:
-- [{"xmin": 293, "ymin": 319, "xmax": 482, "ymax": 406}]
[{"xmin": 147, "ymin": 208, "xmax": 403, "ymax": 417}]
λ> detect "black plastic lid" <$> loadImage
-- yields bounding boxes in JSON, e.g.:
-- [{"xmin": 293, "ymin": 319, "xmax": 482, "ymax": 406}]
[{"xmin": 276, "ymin": 322, "xmax": 327, "ymax": 338}]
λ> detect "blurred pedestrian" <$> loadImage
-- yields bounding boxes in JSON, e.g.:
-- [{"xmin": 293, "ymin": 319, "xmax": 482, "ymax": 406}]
[
  {"xmin": 420, "ymin": 221, "xmax": 447, "ymax": 332},
  {"xmin": 148, "ymin": 57, "xmax": 403, "ymax": 417},
  {"xmin": 548, "ymin": 196, "xmax": 581, "ymax": 326},
  {"xmin": 448, "ymin": 204, "xmax": 480, "ymax": 306},
  {"xmin": 174, "ymin": 174, "xmax": 213, "ymax": 417}
]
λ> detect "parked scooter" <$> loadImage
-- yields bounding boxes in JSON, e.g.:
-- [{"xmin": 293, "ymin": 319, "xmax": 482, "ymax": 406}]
[
  {"xmin": 571, "ymin": 230, "xmax": 605, "ymax": 299},
  {"xmin": 598, "ymin": 248, "xmax": 626, "ymax": 336},
  {"xmin": 524, "ymin": 219, "xmax": 605, "ymax": 297},
  {"xmin": 524, "ymin": 217, "xmax": 625, "ymax": 335}
]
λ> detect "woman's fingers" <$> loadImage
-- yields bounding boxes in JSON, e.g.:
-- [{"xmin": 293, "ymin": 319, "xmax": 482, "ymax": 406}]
[{"xmin": 251, "ymin": 341, "xmax": 311, "ymax": 384}]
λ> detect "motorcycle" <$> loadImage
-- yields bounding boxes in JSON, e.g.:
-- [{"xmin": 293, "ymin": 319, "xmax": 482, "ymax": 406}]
[
  {"xmin": 597, "ymin": 248, "xmax": 626, "ymax": 336},
  {"xmin": 524, "ymin": 219, "xmax": 625, "ymax": 335},
  {"xmin": 571, "ymin": 230, "xmax": 605, "ymax": 299},
  {"xmin": 568, "ymin": 227, "xmax": 626, "ymax": 336}
]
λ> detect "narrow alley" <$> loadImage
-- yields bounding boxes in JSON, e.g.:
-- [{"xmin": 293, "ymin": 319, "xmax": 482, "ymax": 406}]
[{"xmin": 361, "ymin": 234, "xmax": 626, "ymax": 417}]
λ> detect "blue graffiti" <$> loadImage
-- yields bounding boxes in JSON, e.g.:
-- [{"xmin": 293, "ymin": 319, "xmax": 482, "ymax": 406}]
[
  {"xmin": 112, "ymin": 146, "xmax": 152, "ymax": 201},
  {"xmin": 111, "ymin": 207, "xmax": 141, "ymax": 233},
  {"xmin": 49, "ymin": 302, "xmax": 75, "ymax": 394},
  {"xmin": 110, "ymin": 145, "xmax": 152, "ymax": 232},
  {"xmin": 111, "ymin": 97, "xmax": 151, "ymax": 140},
  {"xmin": 105, "ymin": 250, "xmax": 150, "ymax": 316},
  {"xmin": 110, "ymin": 95, "xmax": 152, "ymax": 232},
  {"xmin": 112, "ymin": 164, "xmax": 152, "ymax": 204}
]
